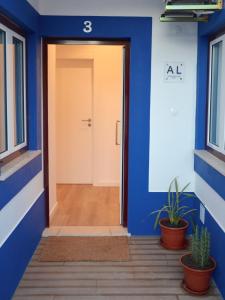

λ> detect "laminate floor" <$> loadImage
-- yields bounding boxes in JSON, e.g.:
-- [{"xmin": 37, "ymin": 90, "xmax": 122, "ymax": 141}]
[{"xmin": 51, "ymin": 184, "xmax": 120, "ymax": 226}]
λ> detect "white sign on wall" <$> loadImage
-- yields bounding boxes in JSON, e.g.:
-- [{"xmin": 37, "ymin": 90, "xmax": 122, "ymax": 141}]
[{"xmin": 164, "ymin": 62, "xmax": 184, "ymax": 82}]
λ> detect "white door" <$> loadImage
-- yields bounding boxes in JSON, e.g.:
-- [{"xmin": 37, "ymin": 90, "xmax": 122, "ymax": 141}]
[{"xmin": 56, "ymin": 60, "xmax": 93, "ymax": 183}]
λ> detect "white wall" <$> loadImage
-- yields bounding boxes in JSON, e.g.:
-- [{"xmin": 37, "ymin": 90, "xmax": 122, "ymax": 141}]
[
  {"xmin": 55, "ymin": 45, "xmax": 123, "ymax": 186},
  {"xmin": 0, "ymin": 0, "xmax": 198, "ymax": 247},
  {"xmin": 48, "ymin": 45, "xmax": 57, "ymax": 215},
  {"xmin": 56, "ymin": 58, "xmax": 94, "ymax": 184},
  {"xmin": 149, "ymin": 14, "xmax": 197, "ymax": 191},
  {"xmin": 27, "ymin": 0, "xmax": 197, "ymax": 192},
  {"xmin": 21, "ymin": 0, "xmax": 198, "ymax": 187},
  {"xmin": 29, "ymin": 0, "xmax": 167, "ymax": 16}
]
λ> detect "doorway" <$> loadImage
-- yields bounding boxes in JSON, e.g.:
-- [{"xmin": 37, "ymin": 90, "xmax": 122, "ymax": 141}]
[{"xmin": 43, "ymin": 40, "xmax": 130, "ymax": 229}]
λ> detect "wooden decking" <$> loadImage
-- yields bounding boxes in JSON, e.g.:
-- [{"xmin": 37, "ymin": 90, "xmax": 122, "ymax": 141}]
[{"xmin": 13, "ymin": 237, "xmax": 221, "ymax": 300}]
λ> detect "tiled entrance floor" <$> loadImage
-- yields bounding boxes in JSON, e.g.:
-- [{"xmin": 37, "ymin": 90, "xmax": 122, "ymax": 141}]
[{"xmin": 43, "ymin": 226, "xmax": 129, "ymax": 237}]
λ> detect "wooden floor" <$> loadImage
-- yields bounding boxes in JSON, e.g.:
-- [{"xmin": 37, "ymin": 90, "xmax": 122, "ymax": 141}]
[
  {"xmin": 51, "ymin": 184, "xmax": 120, "ymax": 226},
  {"xmin": 13, "ymin": 237, "xmax": 221, "ymax": 300}
]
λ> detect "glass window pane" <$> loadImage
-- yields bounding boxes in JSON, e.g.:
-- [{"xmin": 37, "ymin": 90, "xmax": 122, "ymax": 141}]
[
  {"xmin": 0, "ymin": 30, "xmax": 7, "ymax": 154},
  {"xmin": 13, "ymin": 37, "xmax": 25, "ymax": 146},
  {"xmin": 209, "ymin": 41, "xmax": 222, "ymax": 146}
]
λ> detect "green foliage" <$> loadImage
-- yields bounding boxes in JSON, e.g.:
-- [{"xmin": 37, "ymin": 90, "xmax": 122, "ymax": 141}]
[
  {"xmin": 151, "ymin": 177, "xmax": 196, "ymax": 229},
  {"xmin": 191, "ymin": 225, "xmax": 211, "ymax": 268}
]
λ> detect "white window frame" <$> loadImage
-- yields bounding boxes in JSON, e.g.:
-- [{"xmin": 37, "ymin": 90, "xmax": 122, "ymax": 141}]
[
  {"xmin": 0, "ymin": 23, "xmax": 27, "ymax": 160},
  {"xmin": 207, "ymin": 33, "xmax": 225, "ymax": 155}
]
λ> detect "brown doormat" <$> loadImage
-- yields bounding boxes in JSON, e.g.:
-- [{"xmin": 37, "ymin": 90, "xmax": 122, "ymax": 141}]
[{"xmin": 39, "ymin": 236, "xmax": 130, "ymax": 262}]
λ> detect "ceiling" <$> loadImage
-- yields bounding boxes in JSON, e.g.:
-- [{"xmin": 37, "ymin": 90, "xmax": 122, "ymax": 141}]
[
  {"xmin": 26, "ymin": 0, "xmax": 165, "ymax": 16},
  {"xmin": 27, "ymin": 0, "xmax": 39, "ymax": 12}
]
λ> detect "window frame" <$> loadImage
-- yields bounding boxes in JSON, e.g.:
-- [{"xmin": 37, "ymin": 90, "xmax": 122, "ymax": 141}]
[
  {"xmin": 0, "ymin": 27, "xmax": 7, "ymax": 155},
  {"xmin": 207, "ymin": 33, "xmax": 225, "ymax": 157},
  {"xmin": 0, "ymin": 22, "xmax": 27, "ymax": 161}
]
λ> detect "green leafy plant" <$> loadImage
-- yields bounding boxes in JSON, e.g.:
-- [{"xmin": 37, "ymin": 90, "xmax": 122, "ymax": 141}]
[
  {"xmin": 191, "ymin": 225, "xmax": 210, "ymax": 268},
  {"xmin": 151, "ymin": 177, "xmax": 196, "ymax": 229}
]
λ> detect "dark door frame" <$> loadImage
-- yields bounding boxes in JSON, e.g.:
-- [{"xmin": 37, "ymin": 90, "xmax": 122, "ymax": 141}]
[{"xmin": 42, "ymin": 38, "xmax": 130, "ymax": 227}]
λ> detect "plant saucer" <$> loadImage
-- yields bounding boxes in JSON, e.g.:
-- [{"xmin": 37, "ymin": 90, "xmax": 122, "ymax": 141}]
[{"xmin": 181, "ymin": 280, "xmax": 210, "ymax": 296}]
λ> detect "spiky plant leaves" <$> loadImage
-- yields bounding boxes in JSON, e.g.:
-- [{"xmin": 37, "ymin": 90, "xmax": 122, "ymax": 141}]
[
  {"xmin": 151, "ymin": 177, "xmax": 197, "ymax": 228},
  {"xmin": 191, "ymin": 225, "xmax": 211, "ymax": 268}
]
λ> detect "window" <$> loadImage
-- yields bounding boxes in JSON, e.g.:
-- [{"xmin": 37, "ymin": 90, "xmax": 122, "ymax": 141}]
[
  {"xmin": 207, "ymin": 34, "xmax": 225, "ymax": 155},
  {"xmin": 0, "ymin": 23, "xmax": 26, "ymax": 160}
]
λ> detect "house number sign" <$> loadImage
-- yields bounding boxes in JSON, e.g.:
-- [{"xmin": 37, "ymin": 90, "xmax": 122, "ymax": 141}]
[
  {"xmin": 164, "ymin": 62, "xmax": 184, "ymax": 82},
  {"xmin": 83, "ymin": 20, "xmax": 93, "ymax": 33}
]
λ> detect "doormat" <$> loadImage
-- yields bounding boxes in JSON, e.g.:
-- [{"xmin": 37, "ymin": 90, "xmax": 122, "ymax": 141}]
[{"xmin": 38, "ymin": 236, "xmax": 130, "ymax": 262}]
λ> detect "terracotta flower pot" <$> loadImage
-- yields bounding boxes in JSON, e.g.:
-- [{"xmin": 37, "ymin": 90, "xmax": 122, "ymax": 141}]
[
  {"xmin": 159, "ymin": 218, "xmax": 188, "ymax": 250},
  {"xmin": 180, "ymin": 254, "xmax": 216, "ymax": 295}
]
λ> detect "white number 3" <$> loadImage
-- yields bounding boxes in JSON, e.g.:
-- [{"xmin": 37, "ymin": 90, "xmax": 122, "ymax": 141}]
[{"xmin": 83, "ymin": 21, "xmax": 92, "ymax": 33}]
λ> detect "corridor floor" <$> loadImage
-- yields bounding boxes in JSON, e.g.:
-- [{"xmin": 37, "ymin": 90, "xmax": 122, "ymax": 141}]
[
  {"xmin": 13, "ymin": 237, "xmax": 221, "ymax": 300},
  {"xmin": 51, "ymin": 184, "xmax": 120, "ymax": 226}
]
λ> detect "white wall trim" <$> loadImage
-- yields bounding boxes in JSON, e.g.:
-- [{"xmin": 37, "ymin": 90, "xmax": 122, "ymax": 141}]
[
  {"xmin": 0, "ymin": 172, "xmax": 44, "ymax": 248},
  {"xmin": 49, "ymin": 200, "xmax": 58, "ymax": 220},
  {"xmin": 0, "ymin": 150, "xmax": 41, "ymax": 181},
  {"xmin": 195, "ymin": 173, "xmax": 225, "ymax": 233}
]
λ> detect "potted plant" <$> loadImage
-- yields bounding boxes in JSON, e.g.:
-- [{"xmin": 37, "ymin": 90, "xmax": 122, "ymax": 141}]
[
  {"xmin": 151, "ymin": 177, "xmax": 196, "ymax": 250},
  {"xmin": 180, "ymin": 225, "xmax": 216, "ymax": 295}
]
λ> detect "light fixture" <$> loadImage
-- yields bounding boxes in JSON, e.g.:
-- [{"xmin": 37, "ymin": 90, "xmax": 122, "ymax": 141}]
[{"xmin": 160, "ymin": 0, "xmax": 223, "ymax": 22}]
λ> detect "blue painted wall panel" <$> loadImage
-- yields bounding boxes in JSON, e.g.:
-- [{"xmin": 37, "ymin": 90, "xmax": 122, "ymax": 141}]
[
  {"xmin": 199, "ymin": 9, "xmax": 225, "ymax": 37},
  {"xmin": 0, "ymin": 192, "xmax": 47, "ymax": 300},
  {"xmin": 194, "ymin": 154, "xmax": 225, "ymax": 298},
  {"xmin": 0, "ymin": 154, "xmax": 42, "ymax": 210},
  {"xmin": 193, "ymin": 198, "xmax": 225, "ymax": 299},
  {"xmin": 40, "ymin": 16, "xmax": 150, "ymax": 39},
  {"xmin": 204, "ymin": 209, "xmax": 225, "ymax": 299},
  {"xmin": 195, "ymin": 33, "xmax": 209, "ymax": 150},
  {"xmin": 27, "ymin": 33, "xmax": 42, "ymax": 150},
  {"xmin": 40, "ymin": 16, "xmax": 155, "ymax": 235},
  {"xmin": 0, "ymin": 0, "xmax": 43, "ymax": 210},
  {"xmin": 0, "ymin": 0, "xmax": 38, "ymax": 32},
  {"xmin": 196, "ymin": 11, "xmax": 225, "ymax": 298}
]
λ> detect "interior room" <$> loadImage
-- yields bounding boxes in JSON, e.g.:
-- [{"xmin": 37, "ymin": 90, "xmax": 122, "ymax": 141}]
[{"xmin": 48, "ymin": 44, "xmax": 124, "ymax": 227}]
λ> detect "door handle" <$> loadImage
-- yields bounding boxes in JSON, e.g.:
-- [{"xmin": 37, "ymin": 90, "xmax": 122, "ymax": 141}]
[
  {"xmin": 115, "ymin": 120, "xmax": 120, "ymax": 145},
  {"xmin": 82, "ymin": 118, "xmax": 92, "ymax": 122}
]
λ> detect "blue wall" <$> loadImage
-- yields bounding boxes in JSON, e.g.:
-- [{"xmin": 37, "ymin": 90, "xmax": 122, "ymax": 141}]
[
  {"xmin": 195, "ymin": 155, "xmax": 225, "ymax": 298},
  {"xmin": 0, "ymin": 8, "xmax": 159, "ymax": 299},
  {"xmin": 0, "ymin": 1, "xmax": 45, "ymax": 299},
  {"xmin": 195, "ymin": 9, "xmax": 225, "ymax": 299},
  {"xmin": 40, "ymin": 16, "xmax": 157, "ymax": 235},
  {"xmin": 0, "ymin": 193, "xmax": 46, "ymax": 300},
  {"xmin": 203, "ymin": 208, "xmax": 225, "ymax": 298},
  {"xmin": 0, "ymin": 1, "xmax": 218, "ymax": 299},
  {"xmin": 0, "ymin": 1, "xmax": 42, "ymax": 210}
]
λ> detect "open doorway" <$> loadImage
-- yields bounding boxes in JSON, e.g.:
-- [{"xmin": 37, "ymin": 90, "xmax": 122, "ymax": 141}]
[{"xmin": 43, "ymin": 40, "xmax": 130, "ymax": 230}]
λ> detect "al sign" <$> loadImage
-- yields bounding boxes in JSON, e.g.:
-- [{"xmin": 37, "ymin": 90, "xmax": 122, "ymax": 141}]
[{"xmin": 164, "ymin": 62, "xmax": 184, "ymax": 82}]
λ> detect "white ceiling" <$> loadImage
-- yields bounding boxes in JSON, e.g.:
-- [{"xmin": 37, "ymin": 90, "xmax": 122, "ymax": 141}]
[{"xmin": 26, "ymin": 0, "xmax": 162, "ymax": 16}]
